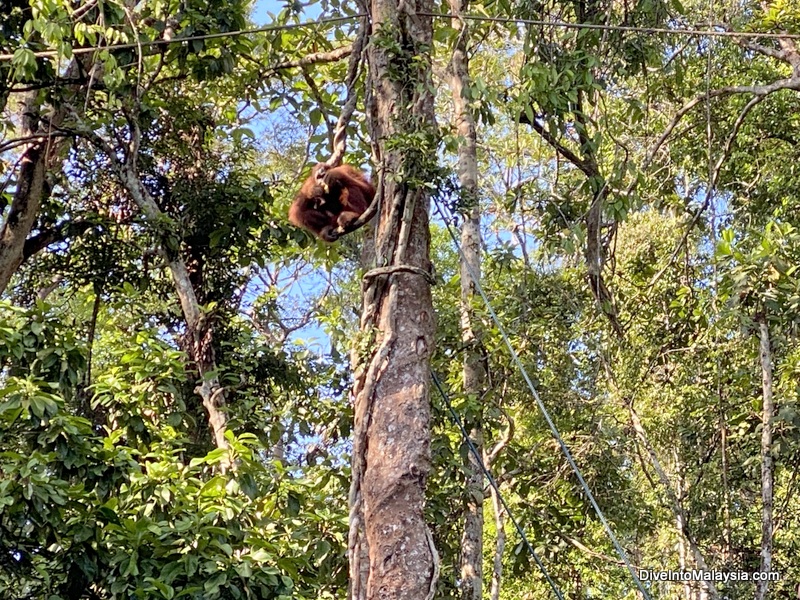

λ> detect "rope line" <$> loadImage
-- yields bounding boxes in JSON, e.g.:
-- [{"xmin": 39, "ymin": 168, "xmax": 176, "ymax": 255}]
[
  {"xmin": 1, "ymin": 11, "xmax": 798, "ymax": 62},
  {"xmin": 432, "ymin": 200, "xmax": 653, "ymax": 600},
  {"xmin": 431, "ymin": 370, "xmax": 565, "ymax": 600},
  {"xmin": 419, "ymin": 12, "xmax": 800, "ymax": 40},
  {"xmin": 0, "ymin": 15, "xmax": 366, "ymax": 61}
]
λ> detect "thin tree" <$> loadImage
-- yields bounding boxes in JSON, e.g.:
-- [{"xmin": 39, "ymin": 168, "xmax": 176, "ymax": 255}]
[
  {"xmin": 754, "ymin": 311, "xmax": 774, "ymax": 600},
  {"xmin": 76, "ymin": 106, "xmax": 232, "ymax": 466},
  {"xmin": 446, "ymin": 2, "xmax": 486, "ymax": 599}
]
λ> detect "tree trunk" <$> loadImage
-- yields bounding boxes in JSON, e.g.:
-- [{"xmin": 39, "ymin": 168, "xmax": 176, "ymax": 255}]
[
  {"xmin": 119, "ymin": 161, "xmax": 231, "ymax": 458},
  {"xmin": 347, "ymin": 0, "xmax": 438, "ymax": 597},
  {"xmin": 720, "ymin": 398, "xmax": 732, "ymax": 561},
  {"xmin": 675, "ymin": 466, "xmax": 692, "ymax": 600},
  {"xmin": 488, "ymin": 483, "xmax": 505, "ymax": 600},
  {"xmin": 82, "ymin": 114, "xmax": 232, "ymax": 462},
  {"xmin": 0, "ymin": 134, "xmax": 46, "ymax": 293},
  {"xmin": 446, "ymin": 2, "xmax": 485, "ymax": 598},
  {"xmin": 0, "ymin": 93, "xmax": 60, "ymax": 293},
  {"xmin": 0, "ymin": 58, "xmax": 90, "ymax": 294},
  {"xmin": 754, "ymin": 312, "xmax": 774, "ymax": 600},
  {"xmin": 628, "ymin": 405, "xmax": 719, "ymax": 600},
  {"xmin": 483, "ymin": 419, "xmax": 513, "ymax": 600}
]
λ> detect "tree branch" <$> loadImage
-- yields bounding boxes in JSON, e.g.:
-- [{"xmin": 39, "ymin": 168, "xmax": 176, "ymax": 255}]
[
  {"xmin": 642, "ymin": 77, "xmax": 800, "ymax": 175},
  {"xmin": 22, "ymin": 219, "xmax": 96, "ymax": 260},
  {"xmin": 0, "ymin": 133, "xmax": 73, "ymax": 154},
  {"xmin": 484, "ymin": 410, "xmax": 514, "ymax": 468},
  {"xmin": 274, "ymin": 45, "xmax": 352, "ymax": 71},
  {"xmin": 520, "ymin": 115, "xmax": 599, "ymax": 178},
  {"xmin": 646, "ymin": 93, "xmax": 766, "ymax": 288}
]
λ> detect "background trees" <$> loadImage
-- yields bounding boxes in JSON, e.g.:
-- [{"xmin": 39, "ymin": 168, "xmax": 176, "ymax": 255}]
[{"xmin": 1, "ymin": 0, "xmax": 799, "ymax": 598}]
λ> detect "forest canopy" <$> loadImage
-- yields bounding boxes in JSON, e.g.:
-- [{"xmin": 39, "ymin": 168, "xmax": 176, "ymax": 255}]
[{"xmin": 1, "ymin": 0, "xmax": 799, "ymax": 598}]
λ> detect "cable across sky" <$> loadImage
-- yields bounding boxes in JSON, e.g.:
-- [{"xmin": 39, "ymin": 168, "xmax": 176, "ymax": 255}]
[{"xmin": 1, "ymin": 9, "xmax": 799, "ymax": 62}]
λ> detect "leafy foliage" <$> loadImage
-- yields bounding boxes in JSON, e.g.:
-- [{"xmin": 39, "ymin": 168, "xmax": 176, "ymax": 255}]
[{"xmin": 2, "ymin": 0, "xmax": 800, "ymax": 597}]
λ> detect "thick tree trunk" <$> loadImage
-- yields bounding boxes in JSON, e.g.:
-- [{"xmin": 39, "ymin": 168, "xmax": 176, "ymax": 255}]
[
  {"xmin": 347, "ymin": 0, "xmax": 438, "ymax": 598},
  {"xmin": 446, "ymin": 2, "xmax": 485, "ymax": 599},
  {"xmin": 0, "ymin": 137, "xmax": 45, "ymax": 292},
  {"xmin": 754, "ymin": 312, "xmax": 774, "ymax": 600}
]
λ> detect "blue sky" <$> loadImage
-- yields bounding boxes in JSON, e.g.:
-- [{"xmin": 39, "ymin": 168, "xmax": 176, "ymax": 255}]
[
  {"xmin": 252, "ymin": 0, "xmax": 278, "ymax": 25},
  {"xmin": 251, "ymin": 0, "xmax": 323, "ymax": 25}
]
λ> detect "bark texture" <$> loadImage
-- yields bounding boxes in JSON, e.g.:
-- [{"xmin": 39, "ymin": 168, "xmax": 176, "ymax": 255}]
[
  {"xmin": 0, "ymin": 92, "xmax": 66, "ymax": 293},
  {"xmin": 347, "ymin": 0, "xmax": 438, "ymax": 597},
  {"xmin": 755, "ymin": 313, "xmax": 774, "ymax": 600},
  {"xmin": 0, "ymin": 57, "xmax": 95, "ymax": 293},
  {"xmin": 446, "ymin": 2, "xmax": 485, "ymax": 598}
]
